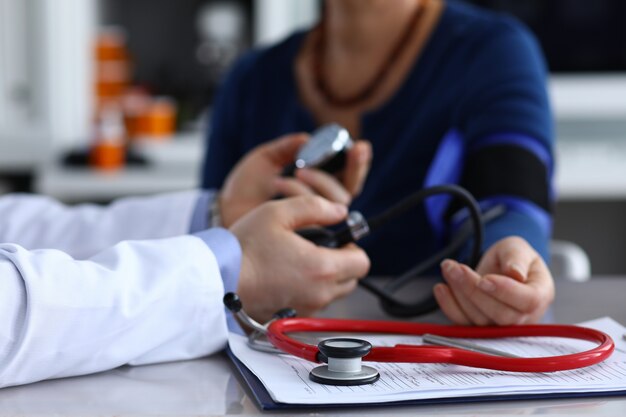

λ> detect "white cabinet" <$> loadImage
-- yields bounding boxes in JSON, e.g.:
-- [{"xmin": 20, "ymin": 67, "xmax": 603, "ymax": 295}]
[
  {"xmin": 253, "ymin": 0, "xmax": 319, "ymax": 46},
  {"xmin": 0, "ymin": 0, "xmax": 96, "ymax": 170}
]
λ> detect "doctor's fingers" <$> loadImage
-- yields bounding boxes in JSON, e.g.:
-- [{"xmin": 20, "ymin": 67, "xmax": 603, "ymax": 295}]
[
  {"xmin": 342, "ymin": 141, "xmax": 372, "ymax": 196},
  {"xmin": 274, "ymin": 177, "xmax": 316, "ymax": 198},
  {"xmin": 297, "ymin": 277, "xmax": 360, "ymax": 316},
  {"xmin": 311, "ymin": 244, "xmax": 371, "ymax": 284},
  {"xmin": 323, "ymin": 276, "xmax": 360, "ymax": 305},
  {"xmin": 295, "ymin": 246, "xmax": 368, "ymax": 310},
  {"xmin": 440, "ymin": 261, "xmax": 492, "ymax": 325},
  {"xmin": 295, "ymin": 168, "xmax": 352, "ymax": 205},
  {"xmin": 275, "ymin": 174, "xmax": 351, "ymax": 206},
  {"xmin": 259, "ymin": 133, "xmax": 309, "ymax": 166},
  {"xmin": 268, "ymin": 195, "xmax": 348, "ymax": 230}
]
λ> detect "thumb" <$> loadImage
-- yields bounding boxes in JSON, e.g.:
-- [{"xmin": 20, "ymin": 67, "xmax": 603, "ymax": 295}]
[
  {"xmin": 271, "ymin": 196, "xmax": 348, "ymax": 230},
  {"xmin": 496, "ymin": 237, "xmax": 536, "ymax": 282},
  {"xmin": 260, "ymin": 133, "xmax": 309, "ymax": 166}
]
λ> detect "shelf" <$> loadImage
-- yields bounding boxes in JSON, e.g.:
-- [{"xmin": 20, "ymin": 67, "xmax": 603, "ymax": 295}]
[{"xmin": 34, "ymin": 134, "xmax": 203, "ymax": 202}]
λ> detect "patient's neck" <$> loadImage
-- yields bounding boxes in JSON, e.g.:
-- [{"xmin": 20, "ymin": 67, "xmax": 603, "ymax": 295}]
[{"xmin": 324, "ymin": 0, "xmax": 422, "ymax": 54}]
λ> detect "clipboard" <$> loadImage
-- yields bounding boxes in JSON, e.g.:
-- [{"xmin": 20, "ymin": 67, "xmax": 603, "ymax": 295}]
[{"xmin": 226, "ymin": 346, "xmax": 626, "ymax": 411}]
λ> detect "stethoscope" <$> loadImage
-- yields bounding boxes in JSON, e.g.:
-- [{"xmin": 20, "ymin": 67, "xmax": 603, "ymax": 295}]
[{"xmin": 224, "ymin": 293, "xmax": 615, "ymax": 386}]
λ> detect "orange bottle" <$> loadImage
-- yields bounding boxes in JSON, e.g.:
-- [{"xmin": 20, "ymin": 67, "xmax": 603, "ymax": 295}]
[
  {"xmin": 94, "ymin": 27, "xmax": 131, "ymax": 106},
  {"xmin": 90, "ymin": 106, "xmax": 126, "ymax": 171},
  {"xmin": 121, "ymin": 87, "xmax": 151, "ymax": 140},
  {"xmin": 136, "ymin": 97, "xmax": 176, "ymax": 139}
]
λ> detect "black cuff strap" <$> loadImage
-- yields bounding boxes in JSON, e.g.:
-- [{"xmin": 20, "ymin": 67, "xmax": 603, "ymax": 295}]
[{"xmin": 447, "ymin": 144, "xmax": 552, "ymax": 217}]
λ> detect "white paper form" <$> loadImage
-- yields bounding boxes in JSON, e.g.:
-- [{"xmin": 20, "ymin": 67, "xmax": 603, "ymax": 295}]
[{"xmin": 227, "ymin": 317, "xmax": 626, "ymax": 405}]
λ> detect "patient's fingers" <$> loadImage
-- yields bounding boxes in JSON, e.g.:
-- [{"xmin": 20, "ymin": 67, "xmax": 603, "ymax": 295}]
[
  {"xmin": 440, "ymin": 260, "xmax": 491, "ymax": 325},
  {"xmin": 440, "ymin": 258, "xmax": 554, "ymax": 325},
  {"xmin": 342, "ymin": 141, "xmax": 372, "ymax": 196},
  {"xmin": 434, "ymin": 283, "xmax": 472, "ymax": 325},
  {"xmin": 490, "ymin": 237, "xmax": 537, "ymax": 283},
  {"xmin": 476, "ymin": 266, "xmax": 554, "ymax": 319}
]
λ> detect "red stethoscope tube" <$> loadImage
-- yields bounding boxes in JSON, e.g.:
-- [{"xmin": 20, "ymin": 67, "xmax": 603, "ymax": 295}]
[{"xmin": 267, "ymin": 318, "xmax": 614, "ymax": 373}]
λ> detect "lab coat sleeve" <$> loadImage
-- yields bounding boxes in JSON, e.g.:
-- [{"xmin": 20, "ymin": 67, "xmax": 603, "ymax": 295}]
[
  {"xmin": 0, "ymin": 190, "xmax": 203, "ymax": 259},
  {"xmin": 0, "ymin": 234, "xmax": 229, "ymax": 388}
]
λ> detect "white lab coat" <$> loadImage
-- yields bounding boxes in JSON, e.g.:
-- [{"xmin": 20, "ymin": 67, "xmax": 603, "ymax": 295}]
[
  {"xmin": 0, "ymin": 191, "xmax": 230, "ymax": 388},
  {"xmin": 0, "ymin": 191, "xmax": 202, "ymax": 258}
]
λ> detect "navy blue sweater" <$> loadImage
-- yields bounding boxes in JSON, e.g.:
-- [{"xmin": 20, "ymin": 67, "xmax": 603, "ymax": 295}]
[{"xmin": 202, "ymin": 1, "xmax": 554, "ymax": 276}]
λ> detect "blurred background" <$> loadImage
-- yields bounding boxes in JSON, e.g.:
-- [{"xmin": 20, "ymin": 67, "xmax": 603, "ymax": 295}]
[{"xmin": 0, "ymin": 0, "xmax": 625, "ymax": 273}]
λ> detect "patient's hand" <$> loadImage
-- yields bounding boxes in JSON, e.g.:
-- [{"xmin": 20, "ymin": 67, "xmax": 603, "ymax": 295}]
[
  {"xmin": 434, "ymin": 236, "xmax": 555, "ymax": 326},
  {"xmin": 219, "ymin": 133, "xmax": 371, "ymax": 228}
]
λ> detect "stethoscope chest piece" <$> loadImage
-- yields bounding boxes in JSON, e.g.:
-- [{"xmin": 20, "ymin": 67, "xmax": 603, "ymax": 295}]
[{"xmin": 309, "ymin": 338, "xmax": 380, "ymax": 386}]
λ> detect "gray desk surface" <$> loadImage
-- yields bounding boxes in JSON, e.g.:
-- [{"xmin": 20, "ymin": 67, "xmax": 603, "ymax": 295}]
[{"xmin": 1, "ymin": 277, "xmax": 625, "ymax": 416}]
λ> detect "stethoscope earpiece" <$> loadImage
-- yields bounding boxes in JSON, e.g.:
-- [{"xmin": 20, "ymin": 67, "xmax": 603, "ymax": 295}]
[
  {"xmin": 223, "ymin": 292, "xmax": 243, "ymax": 313},
  {"xmin": 309, "ymin": 338, "xmax": 380, "ymax": 386}
]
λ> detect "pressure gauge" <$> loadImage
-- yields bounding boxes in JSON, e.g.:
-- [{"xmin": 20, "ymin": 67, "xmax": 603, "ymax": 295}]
[{"xmin": 283, "ymin": 124, "xmax": 354, "ymax": 176}]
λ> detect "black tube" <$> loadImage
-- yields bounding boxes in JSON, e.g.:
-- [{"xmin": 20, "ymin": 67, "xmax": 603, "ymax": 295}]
[
  {"xmin": 297, "ymin": 184, "xmax": 487, "ymax": 318},
  {"xmin": 366, "ymin": 184, "xmax": 483, "ymax": 268}
]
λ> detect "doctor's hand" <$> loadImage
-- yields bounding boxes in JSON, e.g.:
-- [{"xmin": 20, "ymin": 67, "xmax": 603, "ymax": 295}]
[
  {"xmin": 230, "ymin": 195, "xmax": 370, "ymax": 323},
  {"xmin": 219, "ymin": 133, "xmax": 372, "ymax": 228},
  {"xmin": 434, "ymin": 236, "xmax": 555, "ymax": 326}
]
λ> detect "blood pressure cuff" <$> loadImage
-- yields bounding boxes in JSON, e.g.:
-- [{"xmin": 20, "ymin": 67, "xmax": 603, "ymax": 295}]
[
  {"xmin": 449, "ymin": 144, "xmax": 552, "ymax": 215},
  {"xmin": 443, "ymin": 142, "xmax": 553, "ymax": 264}
]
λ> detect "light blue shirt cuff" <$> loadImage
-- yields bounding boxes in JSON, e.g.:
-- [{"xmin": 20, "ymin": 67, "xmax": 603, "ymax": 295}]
[
  {"xmin": 189, "ymin": 190, "xmax": 217, "ymax": 234},
  {"xmin": 193, "ymin": 227, "xmax": 245, "ymax": 335}
]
